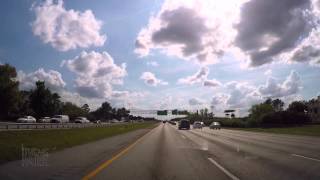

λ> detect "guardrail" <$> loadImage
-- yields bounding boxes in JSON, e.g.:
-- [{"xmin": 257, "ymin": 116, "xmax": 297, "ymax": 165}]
[{"xmin": 0, "ymin": 122, "xmax": 129, "ymax": 131}]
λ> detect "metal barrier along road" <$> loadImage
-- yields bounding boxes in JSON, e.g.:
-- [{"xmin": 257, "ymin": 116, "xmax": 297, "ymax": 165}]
[{"xmin": 0, "ymin": 122, "xmax": 127, "ymax": 131}]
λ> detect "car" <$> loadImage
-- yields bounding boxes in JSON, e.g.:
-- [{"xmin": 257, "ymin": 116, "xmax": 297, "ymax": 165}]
[
  {"xmin": 38, "ymin": 117, "xmax": 51, "ymax": 123},
  {"xmin": 17, "ymin": 116, "xmax": 36, "ymax": 123},
  {"xmin": 210, "ymin": 122, "xmax": 221, "ymax": 130},
  {"xmin": 74, "ymin": 117, "xmax": 90, "ymax": 123},
  {"xmin": 93, "ymin": 120, "xmax": 101, "ymax": 124},
  {"xmin": 178, "ymin": 119, "xmax": 190, "ymax": 130},
  {"xmin": 193, "ymin": 121, "xmax": 202, "ymax": 129},
  {"xmin": 51, "ymin": 115, "xmax": 69, "ymax": 123},
  {"xmin": 163, "ymin": 120, "xmax": 167, "ymax": 123},
  {"xmin": 110, "ymin": 119, "xmax": 119, "ymax": 123}
]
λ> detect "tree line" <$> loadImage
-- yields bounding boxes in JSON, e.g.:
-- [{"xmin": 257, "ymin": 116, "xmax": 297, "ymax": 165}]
[
  {"xmin": 215, "ymin": 98, "xmax": 310, "ymax": 128},
  {"xmin": 182, "ymin": 97, "xmax": 312, "ymax": 128},
  {"xmin": 0, "ymin": 64, "xmax": 130, "ymax": 121}
]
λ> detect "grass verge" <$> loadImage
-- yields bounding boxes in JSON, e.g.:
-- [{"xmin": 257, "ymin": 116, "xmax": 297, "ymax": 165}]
[
  {"xmin": 231, "ymin": 125, "xmax": 320, "ymax": 137},
  {"xmin": 0, "ymin": 122, "xmax": 157, "ymax": 164}
]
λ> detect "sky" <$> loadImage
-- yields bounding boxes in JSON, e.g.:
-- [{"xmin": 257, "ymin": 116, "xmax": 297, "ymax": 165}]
[{"xmin": 0, "ymin": 0, "xmax": 320, "ymax": 117}]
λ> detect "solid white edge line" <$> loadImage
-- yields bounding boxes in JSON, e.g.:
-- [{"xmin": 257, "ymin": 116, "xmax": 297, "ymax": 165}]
[
  {"xmin": 291, "ymin": 154, "xmax": 320, "ymax": 162},
  {"xmin": 208, "ymin": 158, "xmax": 240, "ymax": 180}
]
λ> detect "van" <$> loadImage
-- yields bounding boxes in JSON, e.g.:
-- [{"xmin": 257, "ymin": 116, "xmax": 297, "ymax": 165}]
[
  {"xmin": 51, "ymin": 115, "xmax": 69, "ymax": 123},
  {"xmin": 178, "ymin": 119, "xmax": 190, "ymax": 130}
]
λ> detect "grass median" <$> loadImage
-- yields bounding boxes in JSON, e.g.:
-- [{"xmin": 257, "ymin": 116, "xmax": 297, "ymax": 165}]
[
  {"xmin": 230, "ymin": 125, "xmax": 320, "ymax": 137},
  {"xmin": 0, "ymin": 122, "xmax": 157, "ymax": 164}
]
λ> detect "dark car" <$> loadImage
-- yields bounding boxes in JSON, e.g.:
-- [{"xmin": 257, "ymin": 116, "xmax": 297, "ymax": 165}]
[
  {"xmin": 178, "ymin": 119, "xmax": 190, "ymax": 130},
  {"xmin": 163, "ymin": 120, "xmax": 167, "ymax": 123}
]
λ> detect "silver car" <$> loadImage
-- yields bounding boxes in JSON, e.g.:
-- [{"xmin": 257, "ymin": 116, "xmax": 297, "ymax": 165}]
[
  {"xmin": 38, "ymin": 117, "xmax": 51, "ymax": 123},
  {"xmin": 17, "ymin": 116, "xmax": 36, "ymax": 123},
  {"xmin": 193, "ymin": 121, "xmax": 203, "ymax": 129},
  {"xmin": 209, "ymin": 122, "xmax": 221, "ymax": 130},
  {"xmin": 74, "ymin": 117, "xmax": 90, "ymax": 123}
]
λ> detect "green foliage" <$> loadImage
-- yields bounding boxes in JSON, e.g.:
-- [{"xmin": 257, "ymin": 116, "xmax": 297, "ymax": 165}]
[
  {"xmin": 81, "ymin": 104, "xmax": 90, "ymax": 113},
  {"xmin": 0, "ymin": 64, "xmax": 20, "ymax": 119},
  {"xmin": 61, "ymin": 102, "xmax": 88, "ymax": 120},
  {"xmin": 92, "ymin": 102, "xmax": 113, "ymax": 120},
  {"xmin": 29, "ymin": 81, "xmax": 62, "ymax": 118},
  {"xmin": 249, "ymin": 103, "xmax": 274, "ymax": 125},
  {"xmin": 261, "ymin": 111, "xmax": 311, "ymax": 126},
  {"xmin": 287, "ymin": 101, "xmax": 308, "ymax": 113}
]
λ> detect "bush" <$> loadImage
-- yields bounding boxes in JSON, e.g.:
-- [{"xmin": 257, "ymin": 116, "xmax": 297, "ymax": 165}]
[
  {"xmin": 261, "ymin": 111, "xmax": 311, "ymax": 127},
  {"xmin": 213, "ymin": 117, "xmax": 247, "ymax": 128}
]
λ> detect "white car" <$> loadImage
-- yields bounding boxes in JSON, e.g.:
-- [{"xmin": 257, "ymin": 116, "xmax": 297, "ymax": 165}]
[
  {"xmin": 38, "ymin": 117, "xmax": 51, "ymax": 123},
  {"xmin": 110, "ymin": 119, "xmax": 119, "ymax": 123},
  {"xmin": 74, "ymin": 117, "xmax": 90, "ymax": 123},
  {"xmin": 210, "ymin": 122, "xmax": 221, "ymax": 130},
  {"xmin": 193, "ymin": 121, "xmax": 203, "ymax": 129},
  {"xmin": 51, "ymin": 115, "xmax": 69, "ymax": 123},
  {"xmin": 17, "ymin": 116, "xmax": 36, "ymax": 123}
]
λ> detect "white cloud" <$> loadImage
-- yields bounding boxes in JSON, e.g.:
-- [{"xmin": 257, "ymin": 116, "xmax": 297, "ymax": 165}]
[
  {"xmin": 32, "ymin": 0, "xmax": 106, "ymax": 51},
  {"xmin": 258, "ymin": 71, "xmax": 302, "ymax": 98},
  {"xmin": 264, "ymin": 69, "xmax": 272, "ymax": 76},
  {"xmin": 59, "ymin": 90, "xmax": 104, "ymax": 110},
  {"xmin": 203, "ymin": 79, "xmax": 221, "ymax": 88},
  {"xmin": 18, "ymin": 68, "xmax": 66, "ymax": 91},
  {"xmin": 224, "ymin": 81, "xmax": 261, "ymax": 109},
  {"xmin": 62, "ymin": 51, "xmax": 127, "ymax": 98},
  {"xmin": 135, "ymin": 0, "xmax": 242, "ymax": 65},
  {"xmin": 136, "ymin": 0, "xmax": 320, "ymax": 67},
  {"xmin": 188, "ymin": 98, "xmax": 203, "ymax": 106},
  {"xmin": 140, "ymin": 72, "xmax": 168, "ymax": 86},
  {"xmin": 178, "ymin": 66, "xmax": 209, "ymax": 85}
]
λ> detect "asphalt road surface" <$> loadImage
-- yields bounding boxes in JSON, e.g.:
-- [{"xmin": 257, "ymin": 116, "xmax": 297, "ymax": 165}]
[{"xmin": 1, "ymin": 123, "xmax": 320, "ymax": 180}]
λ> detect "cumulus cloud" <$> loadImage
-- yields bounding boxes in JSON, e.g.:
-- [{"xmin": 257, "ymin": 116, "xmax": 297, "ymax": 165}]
[
  {"xmin": 235, "ymin": 0, "xmax": 316, "ymax": 66},
  {"xmin": 178, "ymin": 66, "xmax": 221, "ymax": 88},
  {"xmin": 188, "ymin": 98, "xmax": 203, "ymax": 106},
  {"xmin": 135, "ymin": 0, "xmax": 241, "ymax": 64},
  {"xmin": 31, "ymin": 0, "xmax": 106, "ymax": 51},
  {"xmin": 140, "ymin": 72, "xmax": 168, "ymax": 86},
  {"xmin": 224, "ymin": 81, "xmax": 261, "ymax": 108},
  {"xmin": 264, "ymin": 69, "xmax": 272, "ymax": 76},
  {"xmin": 178, "ymin": 66, "xmax": 209, "ymax": 85},
  {"xmin": 62, "ymin": 51, "xmax": 127, "ymax": 98},
  {"xmin": 258, "ymin": 71, "xmax": 302, "ymax": 98},
  {"xmin": 288, "ymin": 26, "xmax": 320, "ymax": 66},
  {"xmin": 18, "ymin": 68, "xmax": 66, "ymax": 91},
  {"xmin": 203, "ymin": 79, "xmax": 221, "ymax": 87}
]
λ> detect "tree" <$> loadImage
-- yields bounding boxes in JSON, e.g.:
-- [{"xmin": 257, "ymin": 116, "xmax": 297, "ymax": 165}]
[
  {"xmin": 92, "ymin": 101, "xmax": 113, "ymax": 120},
  {"xmin": 249, "ymin": 103, "xmax": 274, "ymax": 124},
  {"xmin": 287, "ymin": 101, "xmax": 307, "ymax": 113},
  {"xmin": 0, "ymin": 64, "xmax": 21, "ymax": 120},
  {"xmin": 204, "ymin": 108, "xmax": 208, "ymax": 117},
  {"xmin": 29, "ymin": 81, "xmax": 62, "ymax": 118},
  {"xmin": 62, "ymin": 102, "xmax": 86, "ymax": 120},
  {"xmin": 271, "ymin": 99, "xmax": 284, "ymax": 112},
  {"xmin": 116, "ymin": 107, "xmax": 130, "ymax": 118},
  {"xmin": 81, "ymin": 104, "xmax": 90, "ymax": 113},
  {"xmin": 17, "ymin": 91, "xmax": 34, "ymax": 117}
]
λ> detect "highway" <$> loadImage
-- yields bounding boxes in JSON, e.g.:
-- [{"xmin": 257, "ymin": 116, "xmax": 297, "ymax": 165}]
[{"xmin": 1, "ymin": 123, "xmax": 320, "ymax": 180}]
